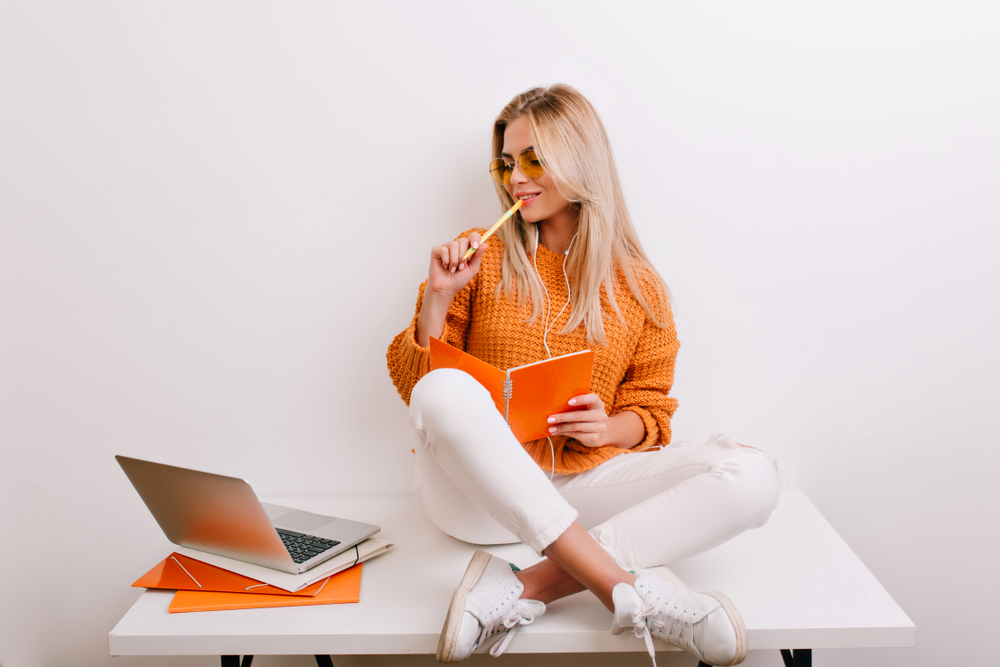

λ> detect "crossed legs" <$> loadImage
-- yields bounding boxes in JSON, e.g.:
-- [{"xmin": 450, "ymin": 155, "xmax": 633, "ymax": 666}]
[{"xmin": 410, "ymin": 369, "xmax": 781, "ymax": 612}]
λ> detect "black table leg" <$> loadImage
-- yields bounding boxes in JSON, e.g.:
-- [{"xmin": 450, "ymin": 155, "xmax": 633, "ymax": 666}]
[
  {"xmin": 781, "ymin": 649, "xmax": 813, "ymax": 666},
  {"xmin": 220, "ymin": 657, "xmax": 252, "ymax": 667},
  {"xmin": 223, "ymin": 656, "xmax": 320, "ymax": 666}
]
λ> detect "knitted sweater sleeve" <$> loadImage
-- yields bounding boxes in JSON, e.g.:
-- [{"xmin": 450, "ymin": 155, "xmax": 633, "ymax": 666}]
[
  {"xmin": 385, "ymin": 233, "xmax": 480, "ymax": 406},
  {"xmin": 610, "ymin": 277, "xmax": 680, "ymax": 450}
]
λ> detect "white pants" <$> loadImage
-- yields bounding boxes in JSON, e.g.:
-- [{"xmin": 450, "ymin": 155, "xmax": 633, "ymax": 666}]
[{"xmin": 409, "ymin": 369, "xmax": 782, "ymax": 570}]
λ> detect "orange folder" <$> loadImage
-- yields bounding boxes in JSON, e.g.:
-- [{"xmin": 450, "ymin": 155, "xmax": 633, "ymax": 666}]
[
  {"xmin": 168, "ymin": 563, "xmax": 362, "ymax": 612},
  {"xmin": 429, "ymin": 337, "xmax": 594, "ymax": 443},
  {"xmin": 133, "ymin": 552, "xmax": 329, "ymax": 597}
]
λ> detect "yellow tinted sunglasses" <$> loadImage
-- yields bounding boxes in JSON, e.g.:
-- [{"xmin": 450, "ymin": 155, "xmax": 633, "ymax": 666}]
[{"xmin": 489, "ymin": 148, "xmax": 544, "ymax": 185}]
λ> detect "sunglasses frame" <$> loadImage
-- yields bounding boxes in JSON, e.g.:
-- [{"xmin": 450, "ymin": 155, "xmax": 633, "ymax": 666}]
[{"xmin": 489, "ymin": 148, "xmax": 544, "ymax": 185}]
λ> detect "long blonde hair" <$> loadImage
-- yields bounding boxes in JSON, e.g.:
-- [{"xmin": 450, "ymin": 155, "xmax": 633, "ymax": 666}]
[{"xmin": 492, "ymin": 84, "xmax": 671, "ymax": 346}]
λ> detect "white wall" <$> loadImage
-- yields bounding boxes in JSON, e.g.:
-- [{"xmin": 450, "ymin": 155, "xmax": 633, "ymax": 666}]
[{"xmin": 2, "ymin": 2, "xmax": 998, "ymax": 666}]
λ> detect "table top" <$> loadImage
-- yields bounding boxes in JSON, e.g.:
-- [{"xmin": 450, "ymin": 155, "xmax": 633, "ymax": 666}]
[{"xmin": 108, "ymin": 489, "xmax": 915, "ymax": 656}]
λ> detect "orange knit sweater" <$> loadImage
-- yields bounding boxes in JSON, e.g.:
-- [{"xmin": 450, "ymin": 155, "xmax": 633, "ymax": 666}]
[{"xmin": 386, "ymin": 230, "xmax": 680, "ymax": 475}]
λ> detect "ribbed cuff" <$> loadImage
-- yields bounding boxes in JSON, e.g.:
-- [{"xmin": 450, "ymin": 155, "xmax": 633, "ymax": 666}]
[
  {"xmin": 617, "ymin": 406, "xmax": 661, "ymax": 451},
  {"xmin": 397, "ymin": 323, "xmax": 433, "ymax": 382}
]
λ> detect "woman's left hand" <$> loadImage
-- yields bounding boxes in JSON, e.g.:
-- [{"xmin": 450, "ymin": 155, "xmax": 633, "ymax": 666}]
[{"xmin": 546, "ymin": 393, "xmax": 610, "ymax": 448}]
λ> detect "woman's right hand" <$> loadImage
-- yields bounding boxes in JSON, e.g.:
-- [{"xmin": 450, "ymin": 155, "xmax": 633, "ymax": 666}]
[
  {"xmin": 426, "ymin": 231, "xmax": 486, "ymax": 299},
  {"xmin": 415, "ymin": 232, "xmax": 486, "ymax": 346}
]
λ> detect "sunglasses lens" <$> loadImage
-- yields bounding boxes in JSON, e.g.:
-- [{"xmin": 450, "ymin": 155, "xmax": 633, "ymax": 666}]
[
  {"xmin": 489, "ymin": 158, "xmax": 511, "ymax": 184},
  {"xmin": 519, "ymin": 150, "xmax": 544, "ymax": 178}
]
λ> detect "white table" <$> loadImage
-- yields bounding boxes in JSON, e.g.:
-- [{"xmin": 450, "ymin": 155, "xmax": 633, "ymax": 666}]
[{"xmin": 108, "ymin": 490, "xmax": 914, "ymax": 666}]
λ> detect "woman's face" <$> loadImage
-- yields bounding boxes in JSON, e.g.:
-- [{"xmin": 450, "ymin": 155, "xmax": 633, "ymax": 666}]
[{"xmin": 502, "ymin": 116, "xmax": 575, "ymax": 227}]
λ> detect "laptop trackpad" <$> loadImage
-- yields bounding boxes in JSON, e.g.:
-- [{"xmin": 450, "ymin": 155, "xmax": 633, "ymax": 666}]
[{"xmin": 277, "ymin": 511, "xmax": 335, "ymax": 533}]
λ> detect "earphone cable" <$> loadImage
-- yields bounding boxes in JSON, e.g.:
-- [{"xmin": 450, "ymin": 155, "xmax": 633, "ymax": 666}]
[{"xmin": 533, "ymin": 226, "xmax": 577, "ymax": 481}]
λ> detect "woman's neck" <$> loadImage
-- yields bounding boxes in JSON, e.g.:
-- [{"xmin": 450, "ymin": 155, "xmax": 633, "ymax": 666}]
[{"xmin": 536, "ymin": 212, "xmax": 579, "ymax": 255}]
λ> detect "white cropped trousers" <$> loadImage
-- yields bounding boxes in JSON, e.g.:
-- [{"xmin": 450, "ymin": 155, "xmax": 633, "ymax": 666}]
[{"xmin": 409, "ymin": 369, "xmax": 782, "ymax": 570}]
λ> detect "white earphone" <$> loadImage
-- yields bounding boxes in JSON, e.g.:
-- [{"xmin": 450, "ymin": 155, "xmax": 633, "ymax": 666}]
[{"xmin": 533, "ymin": 225, "xmax": 577, "ymax": 479}]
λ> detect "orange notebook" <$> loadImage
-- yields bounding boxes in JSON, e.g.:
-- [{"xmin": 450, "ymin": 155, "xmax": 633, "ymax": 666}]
[
  {"xmin": 168, "ymin": 563, "xmax": 362, "ymax": 612},
  {"xmin": 133, "ymin": 553, "xmax": 328, "ymax": 597},
  {"xmin": 429, "ymin": 337, "xmax": 594, "ymax": 443}
]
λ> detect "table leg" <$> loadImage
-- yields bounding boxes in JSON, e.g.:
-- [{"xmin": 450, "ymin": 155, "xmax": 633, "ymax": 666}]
[
  {"xmin": 781, "ymin": 649, "xmax": 813, "ymax": 666},
  {"xmin": 221, "ymin": 656, "xmax": 318, "ymax": 666},
  {"xmin": 220, "ymin": 657, "xmax": 252, "ymax": 667},
  {"xmin": 701, "ymin": 649, "xmax": 815, "ymax": 667}
]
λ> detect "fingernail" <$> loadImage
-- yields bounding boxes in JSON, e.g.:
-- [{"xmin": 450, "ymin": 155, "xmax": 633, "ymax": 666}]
[
  {"xmin": 472, "ymin": 242, "xmax": 479, "ymax": 248},
  {"xmin": 569, "ymin": 399, "xmax": 576, "ymax": 405},
  {"xmin": 549, "ymin": 427, "xmax": 557, "ymax": 434},
  {"xmin": 547, "ymin": 417, "xmax": 555, "ymax": 423},
  {"xmin": 459, "ymin": 263, "xmax": 465, "ymax": 270}
]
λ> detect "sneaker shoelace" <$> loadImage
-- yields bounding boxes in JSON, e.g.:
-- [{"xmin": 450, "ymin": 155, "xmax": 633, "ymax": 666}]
[
  {"xmin": 630, "ymin": 599, "xmax": 700, "ymax": 667},
  {"xmin": 483, "ymin": 603, "xmax": 539, "ymax": 657}
]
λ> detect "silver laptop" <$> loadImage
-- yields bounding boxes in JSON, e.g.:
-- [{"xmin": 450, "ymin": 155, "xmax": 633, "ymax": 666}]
[{"xmin": 117, "ymin": 455, "xmax": 380, "ymax": 574}]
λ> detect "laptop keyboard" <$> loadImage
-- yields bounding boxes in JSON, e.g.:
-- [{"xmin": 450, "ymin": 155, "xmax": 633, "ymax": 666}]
[{"xmin": 277, "ymin": 528, "xmax": 340, "ymax": 564}]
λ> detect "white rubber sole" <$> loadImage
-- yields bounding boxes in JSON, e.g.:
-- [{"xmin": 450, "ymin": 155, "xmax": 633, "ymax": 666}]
[
  {"xmin": 436, "ymin": 549, "xmax": 492, "ymax": 663},
  {"xmin": 702, "ymin": 590, "xmax": 748, "ymax": 666}
]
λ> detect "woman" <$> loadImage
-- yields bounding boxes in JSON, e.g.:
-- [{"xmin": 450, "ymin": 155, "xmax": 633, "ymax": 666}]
[{"xmin": 387, "ymin": 84, "xmax": 781, "ymax": 666}]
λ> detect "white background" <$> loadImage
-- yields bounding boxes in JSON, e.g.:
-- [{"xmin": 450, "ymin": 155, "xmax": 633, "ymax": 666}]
[{"xmin": 2, "ymin": 2, "xmax": 998, "ymax": 666}]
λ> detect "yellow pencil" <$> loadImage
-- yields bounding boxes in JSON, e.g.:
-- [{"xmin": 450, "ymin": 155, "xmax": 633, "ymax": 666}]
[{"xmin": 461, "ymin": 199, "xmax": 524, "ymax": 262}]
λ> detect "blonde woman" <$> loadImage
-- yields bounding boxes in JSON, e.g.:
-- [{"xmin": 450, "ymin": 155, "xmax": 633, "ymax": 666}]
[{"xmin": 387, "ymin": 84, "xmax": 781, "ymax": 666}]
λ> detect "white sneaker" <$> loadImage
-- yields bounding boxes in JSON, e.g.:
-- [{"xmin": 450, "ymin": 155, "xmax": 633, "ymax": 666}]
[
  {"xmin": 436, "ymin": 549, "xmax": 545, "ymax": 662},
  {"xmin": 611, "ymin": 566, "xmax": 747, "ymax": 666}
]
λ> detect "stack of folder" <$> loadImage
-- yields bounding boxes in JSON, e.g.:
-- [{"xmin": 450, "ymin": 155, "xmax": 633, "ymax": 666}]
[{"xmin": 133, "ymin": 539, "xmax": 392, "ymax": 613}]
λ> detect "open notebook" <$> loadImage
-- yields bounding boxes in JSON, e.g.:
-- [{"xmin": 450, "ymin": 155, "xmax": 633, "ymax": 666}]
[{"xmin": 429, "ymin": 337, "xmax": 594, "ymax": 443}]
